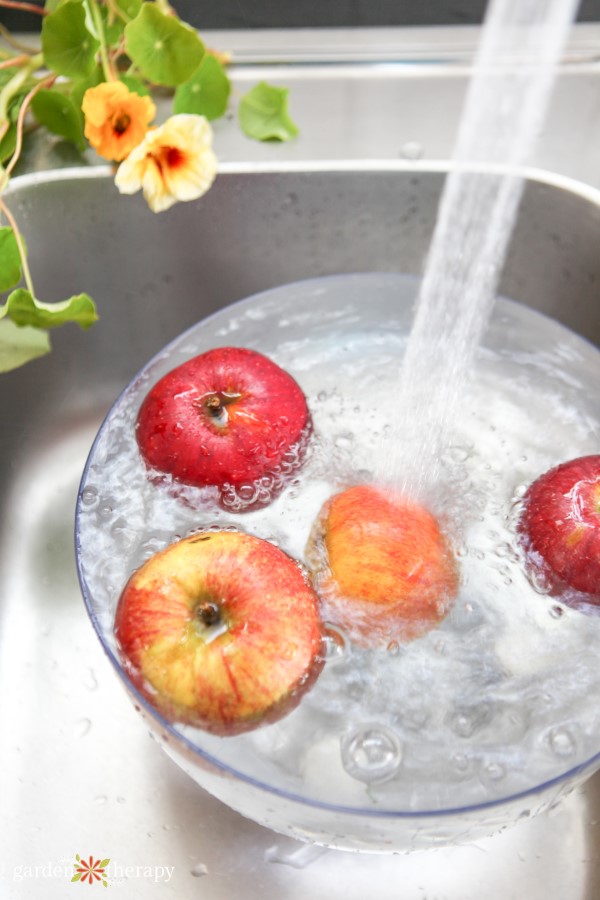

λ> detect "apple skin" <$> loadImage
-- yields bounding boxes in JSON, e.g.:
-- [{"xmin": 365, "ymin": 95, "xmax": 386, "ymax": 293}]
[
  {"xmin": 136, "ymin": 347, "xmax": 311, "ymax": 503},
  {"xmin": 306, "ymin": 484, "xmax": 459, "ymax": 647},
  {"xmin": 115, "ymin": 531, "xmax": 324, "ymax": 735},
  {"xmin": 518, "ymin": 455, "xmax": 600, "ymax": 599}
]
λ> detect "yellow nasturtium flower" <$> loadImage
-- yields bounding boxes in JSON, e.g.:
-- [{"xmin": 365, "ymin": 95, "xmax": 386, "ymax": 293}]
[
  {"xmin": 82, "ymin": 82, "xmax": 156, "ymax": 162},
  {"xmin": 115, "ymin": 115, "xmax": 218, "ymax": 213}
]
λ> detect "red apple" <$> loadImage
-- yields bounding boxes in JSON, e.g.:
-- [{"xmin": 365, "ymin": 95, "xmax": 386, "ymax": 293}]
[
  {"xmin": 136, "ymin": 347, "xmax": 311, "ymax": 506},
  {"xmin": 115, "ymin": 530, "xmax": 324, "ymax": 735},
  {"xmin": 306, "ymin": 484, "xmax": 459, "ymax": 647},
  {"xmin": 518, "ymin": 455, "xmax": 600, "ymax": 599}
]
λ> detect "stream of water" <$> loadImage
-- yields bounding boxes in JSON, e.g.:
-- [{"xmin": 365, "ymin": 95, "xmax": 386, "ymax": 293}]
[{"xmin": 382, "ymin": 0, "xmax": 581, "ymax": 499}]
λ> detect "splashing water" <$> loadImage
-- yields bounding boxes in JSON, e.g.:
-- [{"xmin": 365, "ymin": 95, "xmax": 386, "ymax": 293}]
[{"xmin": 379, "ymin": 0, "xmax": 581, "ymax": 498}]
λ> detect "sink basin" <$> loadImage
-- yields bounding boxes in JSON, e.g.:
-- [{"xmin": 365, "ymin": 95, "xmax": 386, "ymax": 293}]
[{"xmin": 2, "ymin": 162, "xmax": 600, "ymax": 893}]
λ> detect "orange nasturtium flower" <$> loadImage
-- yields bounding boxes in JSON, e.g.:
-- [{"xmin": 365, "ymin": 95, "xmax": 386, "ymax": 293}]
[
  {"xmin": 115, "ymin": 114, "xmax": 218, "ymax": 213},
  {"xmin": 82, "ymin": 82, "xmax": 156, "ymax": 162}
]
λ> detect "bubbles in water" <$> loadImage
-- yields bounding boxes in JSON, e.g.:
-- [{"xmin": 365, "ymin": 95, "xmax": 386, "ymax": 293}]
[
  {"xmin": 448, "ymin": 703, "xmax": 493, "ymax": 739},
  {"xmin": 322, "ymin": 625, "xmax": 347, "ymax": 663},
  {"xmin": 548, "ymin": 727, "xmax": 576, "ymax": 759},
  {"xmin": 340, "ymin": 725, "xmax": 402, "ymax": 784},
  {"xmin": 81, "ymin": 486, "xmax": 98, "ymax": 506}
]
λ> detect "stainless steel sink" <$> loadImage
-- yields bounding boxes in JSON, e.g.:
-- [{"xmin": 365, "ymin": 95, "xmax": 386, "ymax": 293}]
[{"xmin": 1, "ymin": 160, "xmax": 600, "ymax": 897}]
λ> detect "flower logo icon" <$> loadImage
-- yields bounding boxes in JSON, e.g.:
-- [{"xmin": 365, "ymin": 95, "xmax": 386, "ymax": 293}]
[{"xmin": 71, "ymin": 855, "xmax": 110, "ymax": 887}]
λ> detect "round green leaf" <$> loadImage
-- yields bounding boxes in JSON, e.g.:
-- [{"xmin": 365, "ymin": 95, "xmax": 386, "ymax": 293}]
[
  {"xmin": 0, "ymin": 228, "xmax": 23, "ymax": 292},
  {"xmin": 42, "ymin": 1, "xmax": 100, "ymax": 79},
  {"xmin": 119, "ymin": 74, "xmax": 151, "ymax": 97},
  {"xmin": 0, "ymin": 320, "xmax": 50, "ymax": 373},
  {"xmin": 124, "ymin": 4, "xmax": 204, "ymax": 86},
  {"xmin": 1, "ymin": 289, "xmax": 98, "ymax": 330},
  {"xmin": 238, "ymin": 82, "xmax": 299, "ymax": 142},
  {"xmin": 31, "ymin": 89, "xmax": 85, "ymax": 151},
  {"xmin": 70, "ymin": 64, "xmax": 104, "ymax": 110},
  {"xmin": 174, "ymin": 54, "xmax": 231, "ymax": 120}
]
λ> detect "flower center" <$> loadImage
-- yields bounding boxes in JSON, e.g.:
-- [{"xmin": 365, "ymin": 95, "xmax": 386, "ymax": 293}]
[{"xmin": 113, "ymin": 113, "xmax": 131, "ymax": 135}]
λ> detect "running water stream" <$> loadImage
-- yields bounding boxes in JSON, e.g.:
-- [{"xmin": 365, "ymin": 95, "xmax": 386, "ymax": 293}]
[{"xmin": 382, "ymin": 0, "xmax": 581, "ymax": 498}]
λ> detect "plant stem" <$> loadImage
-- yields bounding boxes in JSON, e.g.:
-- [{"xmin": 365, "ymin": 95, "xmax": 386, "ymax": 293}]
[
  {"xmin": 0, "ymin": 196, "xmax": 35, "ymax": 295},
  {"xmin": 0, "ymin": 54, "xmax": 29, "ymax": 70},
  {"xmin": 0, "ymin": 0, "xmax": 47, "ymax": 14},
  {"xmin": 0, "ymin": 72, "xmax": 55, "ymax": 192},
  {"xmin": 85, "ymin": 0, "xmax": 114, "ymax": 82},
  {"xmin": 0, "ymin": 22, "xmax": 41, "ymax": 54},
  {"xmin": 0, "ymin": 51, "xmax": 42, "ymax": 126}
]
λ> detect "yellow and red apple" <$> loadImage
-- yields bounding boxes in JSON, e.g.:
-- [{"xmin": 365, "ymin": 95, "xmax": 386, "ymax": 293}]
[
  {"xmin": 115, "ymin": 530, "xmax": 324, "ymax": 735},
  {"xmin": 307, "ymin": 484, "xmax": 459, "ymax": 646},
  {"xmin": 518, "ymin": 454, "xmax": 600, "ymax": 600},
  {"xmin": 136, "ymin": 347, "xmax": 311, "ymax": 506}
]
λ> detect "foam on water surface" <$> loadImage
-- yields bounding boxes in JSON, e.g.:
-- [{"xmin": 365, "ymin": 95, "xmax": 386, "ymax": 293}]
[{"xmin": 77, "ymin": 272, "xmax": 600, "ymax": 815}]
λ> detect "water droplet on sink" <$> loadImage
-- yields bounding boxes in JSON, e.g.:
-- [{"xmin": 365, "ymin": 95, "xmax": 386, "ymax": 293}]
[
  {"xmin": 190, "ymin": 862, "xmax": 208, "ymax": 877},
  {"xmin": 400, "ymin": 140, "xmax": 423, "ymax": 159},
  {"xmin": 340, "ymin": 725, "xmax": 402, "ymax": 783},
  {"xmin": 95, "ymin": 795, "xmax": 107, "ymax": 805},
  {"xmin": 84, "ymin": 668, "xmax": 99, "ymax": 691},
  {"xmin": 74, "ymin": 718, "xmax": 92, "ymax": 738},
  {"xmin": 265, "ymin": 843, "xmax": 328, "ymax": 868}
]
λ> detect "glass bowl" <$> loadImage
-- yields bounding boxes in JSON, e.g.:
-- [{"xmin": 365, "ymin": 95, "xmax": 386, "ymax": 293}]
[{"xmin": 75, "ymin": 272, "xmax": 600, "ymax": 852}]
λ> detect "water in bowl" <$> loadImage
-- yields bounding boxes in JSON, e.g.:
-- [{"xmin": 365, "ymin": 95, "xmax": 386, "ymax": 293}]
[{"xmin": 76, "ymin": 272, "xmax": 600, "ymax": 824}]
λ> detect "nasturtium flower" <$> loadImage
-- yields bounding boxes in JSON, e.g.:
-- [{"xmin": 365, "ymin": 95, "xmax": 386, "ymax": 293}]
[
  {"xmin": 82, "ymin": 82, "xmax": 156, "ymax": 162},
  {"xmin": 115, "ymin": 114, "xmax": 218, "ymax": 213}
]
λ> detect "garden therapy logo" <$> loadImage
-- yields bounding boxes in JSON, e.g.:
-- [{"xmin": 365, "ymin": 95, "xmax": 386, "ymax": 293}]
[{"xmin": 71, "ymin": 855, "xmax": 110, "ymax": 887}]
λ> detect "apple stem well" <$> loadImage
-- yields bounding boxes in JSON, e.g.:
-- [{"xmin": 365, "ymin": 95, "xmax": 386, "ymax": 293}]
[
  {"xmin": 198, "ymin": 392, "xmax": 243, "ymax": 427},
  {"xmin": 196, "ymin": 600, "xmax": 221, "ymax": 627}
]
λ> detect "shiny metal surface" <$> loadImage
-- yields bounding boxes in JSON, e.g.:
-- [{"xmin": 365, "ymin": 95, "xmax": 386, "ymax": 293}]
[
  {"xmin": 1, "ymin": 162, "xmax": 600, "ymax": 897},
  {"xmin": 2, "ymin": 23, "xmax": 600, "ymax": 896}
]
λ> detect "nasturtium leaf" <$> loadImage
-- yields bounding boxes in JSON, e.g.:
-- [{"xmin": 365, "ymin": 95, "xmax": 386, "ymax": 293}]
[
  {"xmin": 124, "ymin": 4, "xmax": 204, "ymax": 86},
  {"xmin": 174, "ymin": 54, "xmax": 231, "ymax": 120},
  {"xmin": 0, "ymin": 320, "xmax": 50, "ymax": 373},
  {"xmin": 31, "ymin": 89, "xmax": 85, "ymax": 151},
  {"xmin": 42, "ymin": 1, "xmax": 100, "ymax": 79},
  {"xmin": 0, "ymin": 228, "xmax": 23, "ymax": 292},
  {"xmin": 45, "ymin": 0, "xmax": 70, "ymax": 11},
  {"xmin": 114, "ymin": 0, "xmax": 142, "ymax": 21},
  {"xmin": 119, "ymin": 74, "xmax": 151, "ymax": 97},
  {"xmin": 70, "ymin": 64, "xmax": 104, "ymax": 110},
  {"xmin": 238, "ymin": 82, "xmax": 299, "ymax": 142},
  {"xmin": 0, "ymin": 289, "xmax": 98, "ymax": 330},
  {"xmin": 0, "ymin": 124, "xmax": 17, "ymax": 163}
]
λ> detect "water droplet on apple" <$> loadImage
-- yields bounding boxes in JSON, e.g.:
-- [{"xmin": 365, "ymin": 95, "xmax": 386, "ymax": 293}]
[
  {"xmin": 549, "ymin": 604, "xmax": 564, "ymax": 619},
  {"xmin": 387, "ymin": 640, "xmax": 400, "ymax": 656},
  {"xmin": 340, "ymin": 725, "xmax": 402, "ymax": 783}
]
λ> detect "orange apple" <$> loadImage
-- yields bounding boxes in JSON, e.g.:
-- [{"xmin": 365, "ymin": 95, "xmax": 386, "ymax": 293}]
[
  {"xmin": 307, "ymin": 484, "xmax": 459, "ymax": 647},
  {"xmin": 115, "ymin": 531, "xmax": 324, "ymax": 735}
]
